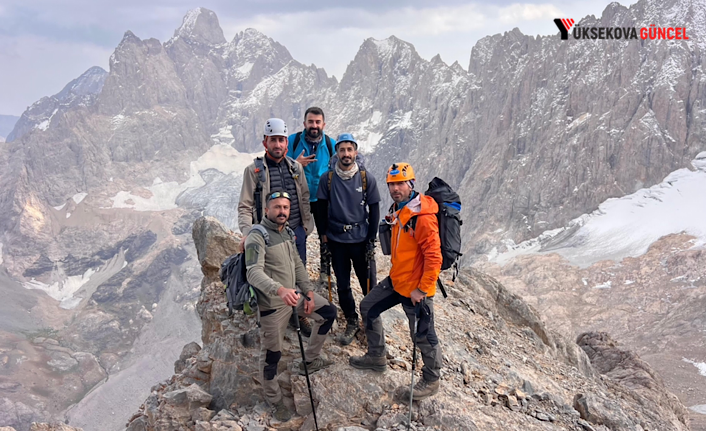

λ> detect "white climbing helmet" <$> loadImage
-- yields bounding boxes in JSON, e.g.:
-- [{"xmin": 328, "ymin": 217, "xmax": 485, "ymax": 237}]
[{"xmin": 264, "ymin": 118, "xmax": 288, "ymax": 137}]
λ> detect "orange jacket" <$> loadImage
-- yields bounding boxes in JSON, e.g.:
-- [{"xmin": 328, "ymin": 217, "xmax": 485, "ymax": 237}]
[{"xmin": 389, "ymin": 193, "xmax": 443, "ymax": 297}]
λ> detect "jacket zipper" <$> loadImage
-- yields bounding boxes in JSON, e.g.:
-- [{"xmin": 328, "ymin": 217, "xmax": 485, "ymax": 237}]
[{"xmin": 392, "ymin": 215, "xmax": 403, "ymax": 262}]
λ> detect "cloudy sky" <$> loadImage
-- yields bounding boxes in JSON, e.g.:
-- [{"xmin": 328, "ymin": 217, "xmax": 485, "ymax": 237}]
[{"xmin": 0, "ymin": 0, "xmax": 624, "ymax": 115}]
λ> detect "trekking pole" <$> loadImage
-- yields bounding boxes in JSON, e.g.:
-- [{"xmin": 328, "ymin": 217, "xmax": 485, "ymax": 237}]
[
  {"xmin": 292, "ymin": 293, "xmax": 319, "ymax": 431},
  {"xmin": 407, "ymin": 301, "xmax": 422, "ymax": 430},
  {"xmin": 327, "ymin": 261, "xmax": 333, "ymax": 302},
  {"xmin": 366, "ymin": 261, "xmax": 370, "ymax": 295}
]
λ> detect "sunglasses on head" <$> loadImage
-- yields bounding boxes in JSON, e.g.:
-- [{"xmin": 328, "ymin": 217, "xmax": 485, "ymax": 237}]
[{"xmin": 267, "ymin": 191, "xmax": 291, "ymax": 202}]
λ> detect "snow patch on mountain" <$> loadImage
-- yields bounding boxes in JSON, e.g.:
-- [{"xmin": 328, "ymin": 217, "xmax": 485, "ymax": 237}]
[
  {"xmin": 109, "ymin": 144, "xmax": 257, "ymax": 211},
  {"xmin": 23, "ymin": 268, "xmax": 96, "ymax": 304},
  {"xmin": 0, "ymin": 242, "xmax": 3, "ymax": 266},
  {"xmin": 683, "ymin": 358, "xmax": 706, "ymax": 377},
  {"xmin": 489, "ymin": 152, "xmax": 706, "ymax": 267},
  {"xmin": 72, "ymin": 193, "xmax": 88, "ymax": 205}
]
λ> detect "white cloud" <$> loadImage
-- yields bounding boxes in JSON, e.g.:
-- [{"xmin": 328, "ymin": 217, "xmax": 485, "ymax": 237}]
[{"xmin": 498, "ymin": 3, "xmax": 564, "ymax": 24}]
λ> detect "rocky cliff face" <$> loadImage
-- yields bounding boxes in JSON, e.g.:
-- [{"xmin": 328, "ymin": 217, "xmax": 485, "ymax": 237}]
[
  {"xmin": 456, "ymin": 0, "xmax": 706, "ymax": 256},
  {"xmin": 123, "ymin": 216, "xmax": 690, "ymax": 431}
]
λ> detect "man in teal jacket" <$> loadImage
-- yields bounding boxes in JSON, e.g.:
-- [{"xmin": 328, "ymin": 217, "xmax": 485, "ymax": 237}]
[{"xmin": 287, "ymin": 106, "xmax": 336, "ymax": 282}]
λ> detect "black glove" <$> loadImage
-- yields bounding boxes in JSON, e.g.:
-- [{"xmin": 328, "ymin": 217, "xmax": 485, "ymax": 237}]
[
  {"xmin": 320, "ymin": 241, "xmax": 332, "ymax": 260},
  {"xmin": 320, "ymin": 241, "xmax": 332, "ymax": 274},
  {"xmin": 365, "ymin": 239, "xmax": 376, "ymax": 261}
]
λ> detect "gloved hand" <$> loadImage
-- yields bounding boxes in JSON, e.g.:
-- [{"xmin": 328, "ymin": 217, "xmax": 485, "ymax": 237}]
[
  {"xmin": 320, "ymin": 240, "xmax": 332, "ymax": 260},
  {"xmin": 365, "ymin": 239, "xmax": 376, "ymax": 261},
  {"xmin": 320, "ymin": 240, "xmax": 332, "ymax": 274}
]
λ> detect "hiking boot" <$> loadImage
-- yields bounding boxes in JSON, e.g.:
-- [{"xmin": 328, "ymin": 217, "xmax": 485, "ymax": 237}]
[
  {"xmin": 289, "ymin": 314, "xmax": 312, "ymax": 338},
  {"xmin": 298, "ymin": 316, "xmax": 312, "ymax": 337},
  {"xmin": 401, "ymin": 378, "xmax": 440, "ymax": 402},
  {"xmin": 272, "ymin": 399, "xmax": 292, "ymax": 422},
  {"xmin": 349, "ymin": 353, "xmax": 387, "ymax": 372},
  {"xmin": 338, "ymin": 317, "xmax": 359, "ymax": 346},
  {"xmin": 299, "ymin": 356, "xmax": 334, "ymax": 375}
]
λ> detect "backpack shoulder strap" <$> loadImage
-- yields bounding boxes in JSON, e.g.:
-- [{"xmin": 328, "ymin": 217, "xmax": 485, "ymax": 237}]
[
  {"xmin": 327, "ymin": 171, "xmax": 334, "ymax": 193},
  {"xmin": 292, "ymin": 132, "xmax": 303, "ymax": 157},
  {"xmin": 284, "ymin": 226, "xmax": 296, "ymax": 242},
  {"xmin": 284, "ymin": 156, "xmax": 300, "ymax": 178},
  {"xmin": 360, "ymin": 169, "xmax": 367, "ymax": 194},
  {"xmin": 249, "ymin": 224, "xmax": 270, "ymax": 246},
  {"xmin": 325, "ymin": 135, "xmax": 333, "ymax": 157},
  {"xmin": 254, "ymin": 157, "xmax": 267, "ymax": 183}
]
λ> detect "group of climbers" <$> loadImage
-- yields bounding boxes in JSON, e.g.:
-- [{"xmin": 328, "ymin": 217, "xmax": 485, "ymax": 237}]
[{"xmin": 236, "ymin": 108, "xmax": 444, "ymax": 422}]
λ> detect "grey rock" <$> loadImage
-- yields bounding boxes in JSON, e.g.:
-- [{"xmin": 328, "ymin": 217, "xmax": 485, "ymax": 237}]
[
  {"xmin": 163, "ymin": 383, "xmax": 213, "ymax": 408},
  {"xmin": 175, "ymin": 341, "xmax": 202, "ymax": 374},
  {"xmin": 192, "ymin": 216, "xmax": 240, "ymax": 282},
  {"xmin": 535, "ymin": 412, "xmax": 550, "ymax": 422}
]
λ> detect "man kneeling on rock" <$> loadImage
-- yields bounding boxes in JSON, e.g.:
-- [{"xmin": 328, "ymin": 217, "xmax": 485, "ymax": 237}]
[
  {"xmin": 349, "ymin": 163, "xmax": 443, "ymax": 401},
  {"xmin": 245, "ymin": 189, "xmax": 337, "ymax": 421}
]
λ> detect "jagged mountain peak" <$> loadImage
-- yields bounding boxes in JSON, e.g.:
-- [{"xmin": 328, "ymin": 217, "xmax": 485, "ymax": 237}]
[
  {"xmin": 171, "ymin": 7, "xmax": 226, "ymax": 46},
  {"xmin": 362, "ymin": 35, "xmax": 418, "ymax": 59},
  {"xmin": 228, "ymin": 28, "xmax": 292, "ymax": 63},
  {"xmin": 56, "ymin": 66, "xmax": 107, "ymax": 100},
  {"xmin": 450, "ymin": 60, "xmax": 466, "ymax": 73},
  {"xmin": 120, "ymin": 30, "xmax": 142, "ymax": 45}
]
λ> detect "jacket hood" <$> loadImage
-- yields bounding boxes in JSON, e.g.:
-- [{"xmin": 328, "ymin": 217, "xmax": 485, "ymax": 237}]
[{"xmin": 397, "ymin": 193, "xmax": 438, "ymax": 226}]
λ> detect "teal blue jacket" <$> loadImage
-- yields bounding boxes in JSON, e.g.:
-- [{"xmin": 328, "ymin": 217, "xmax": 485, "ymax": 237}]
[{"xmin": 287, "ymin": 132, "xmax": 336, "ymax": 202}]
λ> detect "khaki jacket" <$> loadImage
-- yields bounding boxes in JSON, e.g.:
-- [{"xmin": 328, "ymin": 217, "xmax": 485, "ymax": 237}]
[
  {"xmin": 237, "ymin": 154, "xmax": 314, "ymax": 236},
  {"xmin": 244, "ymin": 217, "xmax": 313, "ymax": 311}
]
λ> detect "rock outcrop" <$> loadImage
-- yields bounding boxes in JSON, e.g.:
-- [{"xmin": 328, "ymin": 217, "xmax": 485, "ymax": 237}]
[{"xmin": 124, "ymin": 216, "xmax": 690, "ymax": 430}]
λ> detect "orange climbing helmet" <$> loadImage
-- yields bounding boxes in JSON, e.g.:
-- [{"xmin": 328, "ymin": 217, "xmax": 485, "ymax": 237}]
[{"xmin": 386, "ymin": 163, "xmax": 415, "ymax": 183}]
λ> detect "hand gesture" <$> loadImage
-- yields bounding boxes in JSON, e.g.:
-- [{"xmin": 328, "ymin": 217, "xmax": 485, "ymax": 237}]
[{"xmin": 296, "ymin": 149, "xmax": 317, "ymax": 167}]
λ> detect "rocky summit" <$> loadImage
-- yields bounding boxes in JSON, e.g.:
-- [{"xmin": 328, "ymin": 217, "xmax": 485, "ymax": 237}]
[{"xmin": 122, "ymin": 216, "xmax": 689, "ymax": 431}]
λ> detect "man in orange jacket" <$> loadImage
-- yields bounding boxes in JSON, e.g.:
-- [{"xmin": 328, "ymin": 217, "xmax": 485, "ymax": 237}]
[{"xmin": 349, "ymin": 162, "xmax": 443, "ymax": 401}]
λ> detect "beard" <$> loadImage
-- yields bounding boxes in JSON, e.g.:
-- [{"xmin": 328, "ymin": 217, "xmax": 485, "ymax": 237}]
[{"xmin": 305, "ymin": 127, "xmax": 321, "ymax": 140}]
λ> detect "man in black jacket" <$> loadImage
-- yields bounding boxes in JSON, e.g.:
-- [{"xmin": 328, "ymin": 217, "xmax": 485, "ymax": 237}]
[{"xmin": 316, "ymin": 133, "xmax": 380, "ymax": 345}]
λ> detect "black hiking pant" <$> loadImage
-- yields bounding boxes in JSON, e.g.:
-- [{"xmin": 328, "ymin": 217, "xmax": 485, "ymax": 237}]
[
  {"xmin": 360, "ymin": 276, "xmax": 442, "ymax": 382},
  {"xmin": 328, "ymin": 239, "xmax": 369, "ymax": 320}
]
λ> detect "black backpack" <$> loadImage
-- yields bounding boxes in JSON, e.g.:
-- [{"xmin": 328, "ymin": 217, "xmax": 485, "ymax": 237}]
[
  {"xmin": 220, "ymin": 225, "xmax": 271, "ymax": 317},
  {"xmin": 403, "ymin": 178, "xmax": 463, "ymax": 297},
  {"xmin": 424, "ymin": 177, "xmax": 463, "ymax": 272}
]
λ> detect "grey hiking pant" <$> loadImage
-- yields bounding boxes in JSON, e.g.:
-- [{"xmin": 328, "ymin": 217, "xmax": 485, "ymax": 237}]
[
  {"xmin": 259, "ymin": 292, "xmax": 337, "ymax": 403},
  {"xmin": 360, "ymin": 277, "xmax": 443, "ymax": 382}
]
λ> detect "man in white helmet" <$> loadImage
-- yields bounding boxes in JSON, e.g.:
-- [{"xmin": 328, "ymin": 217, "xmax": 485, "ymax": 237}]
[{"xmin": 238, "ymin": 118, "xmax": 316, "ymax": 335}]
